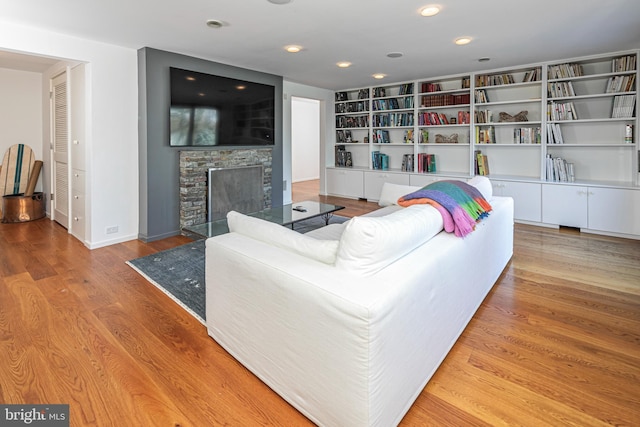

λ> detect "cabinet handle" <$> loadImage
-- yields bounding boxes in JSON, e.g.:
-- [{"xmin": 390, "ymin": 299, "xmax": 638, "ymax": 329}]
[
  {"xmin": 73, "ymin": 140, "xmax": 80, "ymax": 145},
  {"xmin": 74, "ymin": 217, "xmax": 79, "ymax": 221},
  {"xmin": 74, "ymin": 195, "xmax": 79, "ymax": 199}
]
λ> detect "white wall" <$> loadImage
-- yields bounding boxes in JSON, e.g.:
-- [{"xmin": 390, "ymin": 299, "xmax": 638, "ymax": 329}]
[
  {"xmin": 0, "ymin": 20, "xmax": 138, "ymax": 248},
  {"xmin": 291, "ymin": 97, "xmax": 320, "ymax": 183},
  {"xmin": 0, "ymin": 67, "xmax": 43, "ymax": 191},
  {"xmin": 282, "ymin": 81, "xmax": 334, "ymax": 204}
]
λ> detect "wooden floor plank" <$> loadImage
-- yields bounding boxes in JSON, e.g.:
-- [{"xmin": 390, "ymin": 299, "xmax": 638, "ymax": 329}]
[{"xmin": 0, "ymin": 179, "xmax": 638, "ymax": 426}]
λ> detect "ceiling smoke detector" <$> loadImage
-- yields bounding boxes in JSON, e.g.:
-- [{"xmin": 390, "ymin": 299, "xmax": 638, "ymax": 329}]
[
  {"xmin": 387, "ymin": 52, "xmax": 404, "ymax": 59},
  {"xmin": 268, "ymin": 0, "xmax": 293, "ymax": 4}
]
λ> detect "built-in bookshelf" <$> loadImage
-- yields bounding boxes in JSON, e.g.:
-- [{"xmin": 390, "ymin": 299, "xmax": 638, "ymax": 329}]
[{"xmin": 330, "ymin": 50, "xmax": 638, "ymax": 188}]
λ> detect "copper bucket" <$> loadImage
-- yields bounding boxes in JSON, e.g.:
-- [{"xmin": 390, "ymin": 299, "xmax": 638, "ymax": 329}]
[{"xmin": 1, "ymin": 192, "xmax": 46, "ymax": 223}]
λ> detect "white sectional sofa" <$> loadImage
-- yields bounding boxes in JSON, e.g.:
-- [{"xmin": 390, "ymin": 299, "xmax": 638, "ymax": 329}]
[{"xmin": 205, "ymin": 177, "xmax": 514, "ymax": 427}]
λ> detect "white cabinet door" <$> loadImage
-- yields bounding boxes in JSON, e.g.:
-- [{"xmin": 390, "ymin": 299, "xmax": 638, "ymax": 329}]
[
  {"xmin": 326, "ymin": 168, "xmax": 364, "ymax": 199},
  {"xmin": 492, "ymin": 180, "xmax": 542, "ymax": 222},
  {"xmin": 587, "ymin": 187, "xmax": 640, "ymax": 235},
  {"xmin": 364, "ymin": 171, "xmax": 410, "ymax": 201},
  {"xmin": 542, "ymin": 184, "xmax": 588, "ymax": 228}
]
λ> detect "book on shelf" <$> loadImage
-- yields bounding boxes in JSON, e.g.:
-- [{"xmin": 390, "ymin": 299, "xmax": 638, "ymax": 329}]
[
  {"xmin": 474, "ymin": 89, "xmax": 489, "ymax": 103},
  {"xmin": 522, "ymin": 68, "xmax": 542, "ymax": 82},
  {"xmin": 546, "ymin": 154, "xmax": 575, "ymax": 182},
  {"xmin": 546, "ymin": 123, "xmax": 564, "ymax": 144},
  {"xmin": 372, "ymin": 151, "xmax": 389, "ymax": 170},
  {"xmin": 404, "ymin": 129, "xmax": 414, "ymax": 143},
  {"xmin": 421, "ymin": 82, "xmax": 442, "ymax": 93},
  {"xmin": 612, "ymin": 55, "xmax": 637, "ymax": 72},
  {"xmin": 475, "ymin": 126, "xmax": 495, "ymax": 144},
  {"xmin": 611, "ymin": 94, "xmax": 636, "ymax": 118},
  {"xmin": 475, "ymin": 73, "xmax": 515, "ymax": 87},
  {"xmin": 419, "ymin": 129, "xmax": 429, "ymax": 144},
  {"xmin": 372, "ymin": 129, "xmax": 391, "ymax": 144},
  {"xmin": 335, "ymin": 145, "xmax": 353, "ymax": 167},
  {"xmin": 474, "ymin": 150, "xmax": 489, "ymax": 176},
  {"xmin": 547, "ymin": 81, "xmax": 576, "ymax": 97},
  {"xmin": 373, "ymin": 87, "xmax": 387, "ymax": 98},
  {"xmin": 606, "ymin": 74, "xmax": 635, "ymax": 93},
  {"xmin": 548, "ymin": 101, "xmax": 578, "ymax": 120},
  {"xmin": 457, "ymin": 111, "xmax": 471, "ymax": 124},
  {"xmin": 398, "ymin": 83, "xmax": 414, "ymax": 95},
  {"xmin": 420, "ymin": 93, "xmax": 470, "ymax": 107},
  {"xmin": 401, "ymin": 154, "xmax": 414, "ymax": 172},
  {"xmin": 547, "ymin": 63, "xmax": 584, "ymax": 79},
  {"xmin": 513, "ymin": 127, "xmax": 541, "ymax": 144},
  {"xmin": 417, "ymin": 153, "xmax": 436, "ymax": 173},
  {"xmin": 474, "ymin": 109, "xmax": 493, "ymax": 123}
]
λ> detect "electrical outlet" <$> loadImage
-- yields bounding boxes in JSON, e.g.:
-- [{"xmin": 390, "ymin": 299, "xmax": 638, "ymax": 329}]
[{"xmin": 106, "ymin": 226, "xmax": 118, "ymax": 234}]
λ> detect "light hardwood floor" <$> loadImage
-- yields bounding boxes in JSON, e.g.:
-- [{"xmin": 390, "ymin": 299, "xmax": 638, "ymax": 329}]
[{"xmin": 1, "ymin": 180, "xmax": 639, "ymax": 426}]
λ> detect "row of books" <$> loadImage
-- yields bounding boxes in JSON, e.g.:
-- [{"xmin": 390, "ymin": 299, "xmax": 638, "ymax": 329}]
[
  {"xmin": 474, "ymin": 150, "xmax": 490, "ymax": 176},
  {"xmin": 372, "ymin": 97, "xmax": 414, "ymax": 111},
  {"xmin": 335, "ymin": 101, "xmax": 368, "ymax": 113},
  {"xmin": 522, "ymin": 68, "xmax": 542, "ymax": 82},
  {"xmin": 336, "ymin": 130, "xmax": 355, "ymax": 143},
  {"xmin": 546, "ymin": 123, "xmax": 564, "ymax": 144},
  {"xmin": 420, "ymin": 78, "xmax": 471, "ymax": 93},
  {"xmin": 336, "ymin": 115, "xmax": 369, "ymax": 128},
  {"xmin": 548, "ymin": 63, "xmax": 583, "ymax": 79},
  {"xmin": 611, "ymin": 95, "xmax": 636, "ymax": 118},
  {"xmin": 372, "ymin": 151, "xmax": 389, "ymax": 170},
  {"xmin": 418, "ymin": 111, "xmax": 469, "ymax": 126},
  {"xmin": 474, "ymin": 89, "xmax": 490, "ymax": 103},
  {"xmin": 372, "ymin": 129, "xmax": 390, "ymax": 144},
  {"xmin": 612, "ymin": 55, "xmax": 636, "ymax": 72},
  {"xmin": 605, "ymin": 74, "xmax": 635, "ymax": 93},
  {"xmin": 418, "ymin": 129, "xmax": 430, "ymax": 144},
  {"xmin": 475, "ymin": 110, "xmax": 493, "ymax": 124},
  {"xmin": 372, "ymin": 112, "xmax": 414, "ymax": 127},
  {"xmin": 546, "ymin": 155, "xmax": 575, "ymax": 182},
  {"xmin": 417, "ymin": 153, "xmax": 436, "ymax": 173},
  {"xmin": 476, "ymin": 126, "xmax": 495, "ymax": 144},
  {"xmin": 335, "ymin": 89, "xmax": 369, "ymax": 101},
  {"xmin": 475, "ymin": 73, "xmax": 516, "ymax": 87},
  {"xmin": 548, "ymin": 101, "xmax": 578, "ymax": 121},
  {"xmin": 401, "ymin": 154, "xmax": 414, "ymax": 172},
  {"xmin": 548, "ymin": 81, "xmax": 576, "ymax": 98},
  {"xmin": 334, "ymin": 145, "xmax": 353, "ymax": 167},
  {"xmin": 420, "ymin": 93, "xmax": 470, "ymax": 107},
  {"xmin": 514, "ymin": 127, "xmax": 542, "ymax": 144}
]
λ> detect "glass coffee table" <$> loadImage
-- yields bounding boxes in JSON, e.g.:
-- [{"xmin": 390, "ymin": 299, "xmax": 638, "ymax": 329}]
[{"xmin": 184, "ymin": 200, "xmax": 345, "ymax": 238}]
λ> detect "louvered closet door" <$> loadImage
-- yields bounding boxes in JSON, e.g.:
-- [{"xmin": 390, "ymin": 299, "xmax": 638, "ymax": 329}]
[{"xmin": 52, "ymin": 72, "xmax": 69, "ymax": 229}]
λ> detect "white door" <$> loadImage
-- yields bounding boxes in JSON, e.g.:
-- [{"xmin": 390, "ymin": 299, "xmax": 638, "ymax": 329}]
[{"xmin": 51, "ymin": 71, "xmax": 70, "ymax": 228}]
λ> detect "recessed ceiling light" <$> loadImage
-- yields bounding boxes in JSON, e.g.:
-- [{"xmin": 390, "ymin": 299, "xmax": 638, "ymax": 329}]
[
  {"xmin": 185, "ymin": 76, "xmax": 196, "ymax": 81},
  {"xmin": 454, "ymin": 37, "xmax": 472, "ymax": 45},
  {"xmin": 387, "ymin": 52, "xmax": 403, "ymax": 59},
  {"xmin": 336, "ymin": 61, "xmax": 352, "ymax": 68},
  {"xmin": 372, "ymin": 73, "xmax": 386, "ymax": 80},
  {"xmin": 206, "ymin": 19, "xmax": 224, "ymax": 29},
  {"xmin": 235, "ymin": 85, "xmax": 247, "ymax": 90},
  {"xmin": 268, "ymin": 0, "xmax": 293, "ymax": 4},
  {"xmin": 420, "ymin": 5, "xmax": 441, "ymax": 17},
  {"xmin": 284, "ymin": 45, "xmax": 302, "ymax": 53}
]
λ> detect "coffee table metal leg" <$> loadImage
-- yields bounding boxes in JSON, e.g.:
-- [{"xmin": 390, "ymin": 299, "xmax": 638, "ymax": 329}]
[{"xmin": 322, "ymin": 212, "xmax": 334, "ymax": 225}]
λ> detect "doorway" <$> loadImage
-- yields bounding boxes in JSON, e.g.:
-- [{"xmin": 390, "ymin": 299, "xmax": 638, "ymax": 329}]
[{"xmin": 291, "ymin": 97, "xmax": 320, "ymax": 189}]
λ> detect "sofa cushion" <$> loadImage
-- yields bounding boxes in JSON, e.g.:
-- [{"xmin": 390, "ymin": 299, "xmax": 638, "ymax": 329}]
[
  {"xmin": 378, "ymin": 183, "xmax": 421, "ymax": 207},
  {"xmin": 467, "ymin": 176, "xmax": 493, "ymax": 201},
  {"xmin": 335, "ymin": 204, "xmax": 444, "ymax": 276},
  {"xmin": 227, "ymin": 211, "xmax": 340, "ymax": 264}
]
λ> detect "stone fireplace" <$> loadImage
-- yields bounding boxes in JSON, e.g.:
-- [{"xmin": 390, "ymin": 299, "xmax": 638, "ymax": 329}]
[{"xmin": 179, "ymin": 149, "xmax": 272, "ymax": 230}]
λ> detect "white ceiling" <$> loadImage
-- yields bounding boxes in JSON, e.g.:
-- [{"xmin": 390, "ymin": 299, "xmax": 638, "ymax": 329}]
[{"xmin": 1, "ymin": 0, "xmax": 640, "ymax": 90}]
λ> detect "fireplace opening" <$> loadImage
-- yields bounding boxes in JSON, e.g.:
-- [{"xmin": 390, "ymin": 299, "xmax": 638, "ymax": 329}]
[{"xmin": 207, "ymin": 165, "xmax": 264, "ymax": 221}]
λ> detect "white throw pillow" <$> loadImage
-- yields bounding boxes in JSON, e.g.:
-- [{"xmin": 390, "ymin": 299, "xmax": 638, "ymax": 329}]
[
  {"xmin": 467, "ymin": 176, "xmax": 493, "ymax": 201},
  {"xmin": 335, "ymin": 204, "xmax": 444, "ymax": 276},
  {"xmin": 378, "ymin": 183, "xmax": 422, "ymax": 207},
  {"xmin": 227, "ymin": 211, "xmax": 340, "ymax": 264}
]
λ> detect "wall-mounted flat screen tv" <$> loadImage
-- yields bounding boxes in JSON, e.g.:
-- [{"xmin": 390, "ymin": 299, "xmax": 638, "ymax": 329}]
[{"xmin": 169, "ymin": 67, "xmax": 275, "ymax": 146}]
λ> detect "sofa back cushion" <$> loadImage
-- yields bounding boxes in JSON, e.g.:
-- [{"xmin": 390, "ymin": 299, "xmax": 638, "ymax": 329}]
[
  {"xmin": 335, "ymin": 204, "xmax": 444, "ymax": 276},
  {"xmin": 227, "ymin": 211, "xmax": 340, "ymax": 264},
  {"xmin": 378, "ymin": 183, "xmax": 422, "ymax": 207}
]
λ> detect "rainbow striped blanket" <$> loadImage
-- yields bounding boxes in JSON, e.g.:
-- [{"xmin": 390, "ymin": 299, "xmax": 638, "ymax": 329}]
[{"xmin": 398, "ymin": 180, "xmax": 492, "ymax": 237}]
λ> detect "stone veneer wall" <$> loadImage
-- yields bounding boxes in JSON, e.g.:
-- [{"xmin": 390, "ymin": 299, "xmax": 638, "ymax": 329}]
[{"xmin": 179, "ymin": 149, "xmax": 273, "ymax": 229}]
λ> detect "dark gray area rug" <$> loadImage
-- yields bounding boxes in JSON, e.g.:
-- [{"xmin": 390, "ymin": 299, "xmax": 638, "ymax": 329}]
[{"xmin": 126, "ymin": 214, "xmax": 348, "ymax": 324}]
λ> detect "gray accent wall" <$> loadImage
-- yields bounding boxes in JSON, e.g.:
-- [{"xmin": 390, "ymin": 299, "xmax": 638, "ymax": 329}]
[{"xmin": 138, "ymin": 47, "xmax": 283, "ymax": 242}]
